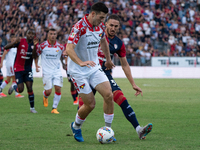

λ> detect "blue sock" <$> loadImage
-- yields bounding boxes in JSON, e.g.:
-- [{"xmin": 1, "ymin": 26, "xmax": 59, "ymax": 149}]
[
  {"xmin": 28, "ymin": 93, "xmax": 34, "ymax": 108},
  {"xmin": 120, "ymin": 100, "xmax": 139, "ymax": 129},
  {"xmin": 13, "ymin": 84, "xmax": 18, "ymax": 92}
]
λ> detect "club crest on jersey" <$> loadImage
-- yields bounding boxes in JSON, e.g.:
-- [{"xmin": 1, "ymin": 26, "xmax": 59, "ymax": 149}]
[
  {"xmin": 31, "ymin": 45, "xmax": 34, "ymax": 49},
  {"xmin": 70, "ymin": 33, "xmax": 76, "ymax": 38},
  {"xmin": 99, "ymin": 33, "xmax": 103, "ymax": 37},
  {"xmin": 56, "ymin": 50, "xmax": 59, "ymax": 52},
  {"xmin": 114, "ymin": 44, "xmax": 118, "ymax": 49},
  {"xmin": 20, "ymin": 49, "xmax": 26, "ymax": 55},
  {"xmin": 79, "ymin": 84, "xmax": 85, "ymax": 89}
]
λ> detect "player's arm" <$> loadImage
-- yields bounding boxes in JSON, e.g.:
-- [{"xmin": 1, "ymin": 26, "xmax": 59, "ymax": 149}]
[
  {"xmin": 100, "ymin": 37, "xmax": 115, "ymax": 70},
  {"xmin": 60, "ymin": 55, "xmax": 67, "ymax": 70},
  {"xmin": 4, "ymin": 37, "xmax": 20, "ymax": 50},
  {"xmin": 119, "ymin": 57, "xmax": 143, "ymax": 96},
  {"xmin": 0, "ymin": 50, "xmax": 8, "ymax": 68},
  {"xmin": 65, "ymin": 43, "xmax": 96, "ymax": 68},
  {"xmin": 32, "ymin": 38, "xmax": 40, "ymax": 72}
]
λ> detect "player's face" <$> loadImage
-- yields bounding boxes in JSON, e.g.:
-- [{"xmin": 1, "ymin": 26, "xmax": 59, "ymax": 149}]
[
  {"xmin": 106, "ymin": 19, "xmax": 120, "ymax": 38},
  {"xmin": 93, "ymin": 11, "xmax": 107, "ymax": 27},
  {"xmin": 48, "ymin": 31, "xmax": 57, "ymax": 42},
  {"xmin": 26, "ymin": 30, "xmax": 35, "ymax": 41}
]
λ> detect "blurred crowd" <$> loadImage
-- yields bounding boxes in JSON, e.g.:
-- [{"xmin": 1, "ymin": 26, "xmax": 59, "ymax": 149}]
[{"xmin": 0, "ymin": 0, "xmax": 200, "ymax": 66}]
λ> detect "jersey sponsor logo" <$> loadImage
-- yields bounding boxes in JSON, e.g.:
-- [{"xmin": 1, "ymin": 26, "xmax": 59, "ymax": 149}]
[
  {"xmin": 79, "ymin": 83, "xmax": 85, "ymax": 89},
  {"xmin": 45, "ymin": 54, "xmax": 58, "ymax": 59},
  {"xmin": 114, "ymin": 44, "xmax": 118, "ymax": 49},
  {"xmin": 21, "ymin": 45, "xmax": 25, "ymax": 47},
  {"xmin": 31, "ymin": 46, "xmax": 34, "ymax": 49},
  {"xmin": 87, "ymin": 41, "xmax": 98, "ymax": 45},
  {"xmin": 21, "ymin": 56, "xmax": 30, "ymax": 59},
  {"xmin": 86, "ymin": 34, "xmax": 92, "ymax": 37}
]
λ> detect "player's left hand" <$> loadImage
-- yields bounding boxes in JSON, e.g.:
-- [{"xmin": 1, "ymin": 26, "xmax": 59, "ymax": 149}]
[
  {"xmin": 104, "ymin": 60, "xmax": 115, "ymax": 70},
  {"xmin": 133, "ymin": 85, "xmax": 143, "ymax": 96},
  {"xmin": 36, "ymin": 65, "xmax": 40, "ymax": 72}
]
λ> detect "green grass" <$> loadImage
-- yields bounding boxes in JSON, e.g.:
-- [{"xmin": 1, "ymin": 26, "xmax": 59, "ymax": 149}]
[{"xmin": 0, "ymin": 78, "xmax": 200, "ymax": 150}]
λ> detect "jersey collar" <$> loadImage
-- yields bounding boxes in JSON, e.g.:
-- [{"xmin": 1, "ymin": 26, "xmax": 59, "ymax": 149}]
[
  {"xmin": 47, "ymin": 40, "xmax": 56, "ymax": 46},
  {"xmin": 83, "ymin": 14, "xmax": 93, "ymax": 29}
]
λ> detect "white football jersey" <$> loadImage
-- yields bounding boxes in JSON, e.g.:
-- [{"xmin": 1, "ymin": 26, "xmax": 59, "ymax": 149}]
[
  {"xmin": 36, "ymin": 40, "xmax": 65, "ymax": 74},
  {"xmin": 67, "ymin": 14, "xmax": 105, "ymax": 77},
  {"xmin": 5, "ymin": 48, "xmax": 17, "ymax": 67}
]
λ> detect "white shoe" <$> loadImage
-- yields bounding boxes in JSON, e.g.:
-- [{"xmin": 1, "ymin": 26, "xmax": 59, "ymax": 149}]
[
  {"xmin": 137, "ymin": 123, "xmax": 153, "ymax": 139},
  {"xmin": 30, "ymin": 108, "xmax": 37, "ymax": 113}
]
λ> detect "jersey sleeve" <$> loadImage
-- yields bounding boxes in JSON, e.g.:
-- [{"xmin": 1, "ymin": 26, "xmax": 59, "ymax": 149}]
[
  {"xmin": 68, "ymin": 24, "xmax": 86, "ymax": 45},
  {"xmin": 116, "ymin": 42, "xmax": 126, "ymax": 57},
  {"xmin": 36, "ymin": 43, "xmax": 43, "ymax": 55}
]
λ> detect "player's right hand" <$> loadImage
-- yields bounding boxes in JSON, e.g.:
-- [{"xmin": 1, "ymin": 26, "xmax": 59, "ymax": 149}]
[
  {"xmin": 33, "ymin": 38, "xmax": 39, "ymax": 46},
  {"xmin": 80, "ymin": 61, "xmax": 96, "ymax": 68}
]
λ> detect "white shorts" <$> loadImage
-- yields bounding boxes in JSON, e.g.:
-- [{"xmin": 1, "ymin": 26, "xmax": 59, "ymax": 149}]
[
  {"xmin": 6, "ymin": 65, "xmax": 15, "ymax": 77},
  {"xmin": 43, "ymin": 73, "xmax": 63, "ymax": 90},
  {"xmin": 70, "ymin": 68, "xmax": 109, "ymax": 94}
]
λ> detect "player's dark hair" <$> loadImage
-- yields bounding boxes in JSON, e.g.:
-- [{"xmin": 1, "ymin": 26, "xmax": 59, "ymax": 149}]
[
  {"xmin": 91, "ymin": 2, "xmax": 108, "ymax": 14},
  {"xmin": 48, "ymin": 28, "xmax": 57, "ymax": 33},
  {"xmin": 26, "ymin": 28, "xmax": 36, "ymax": 35},
  {"xmin": 107, "ymin": 14, "xmax": 120, "ymax": 22}
]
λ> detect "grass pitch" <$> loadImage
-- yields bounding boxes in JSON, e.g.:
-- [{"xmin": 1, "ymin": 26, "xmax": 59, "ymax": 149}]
[{"xmin": 0, "ymin": 78, "xmax": 199, "ymax": 150}]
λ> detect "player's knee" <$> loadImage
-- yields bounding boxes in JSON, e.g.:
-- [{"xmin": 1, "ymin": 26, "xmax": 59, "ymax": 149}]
[
  {"xmin": 86, "ymin": 101, "xmax": 96, "ymax": 111},
  {"xmin": 104, "ymin": 90, "xmax": 113, "ymax": 103},
  {"xmin": 113, "ymin": 90, "xmax": 126, "ymax": 106},
  {"xmin": 45, "ymin": 90, "xmax": 52, "ymax": 96}
]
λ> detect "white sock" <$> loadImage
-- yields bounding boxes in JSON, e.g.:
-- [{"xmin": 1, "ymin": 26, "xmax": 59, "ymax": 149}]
[
  {"xmin": 73, "ymin": 113, "xmax": 85, "ymax": 129},
  {"xmin": 1, "ymin": 81, "xmax": 8, "ymax": 89},
  {"xmin": 15, "ymin": 91, "xmax": 19, "ymax": 96},
  {"xmin": 52, "ymin": 92, "xmax": 61, "ymax": 109},
  {"xmin": 104, "ymin": 113, "xmax": 114, "ymax": 127},
  {"xmin": 136, "ymin": 125, "xmax": 141, "ymax": 133}
]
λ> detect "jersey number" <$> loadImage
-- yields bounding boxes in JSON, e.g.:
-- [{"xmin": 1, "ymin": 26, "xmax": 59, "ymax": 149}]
[
  {"xmin": 111, "ymin": 79, "xmax": 117, "ymax": 86},
  {"xmin": 29, "ymin": 72, "xmax": 33, "ymax": 78}
]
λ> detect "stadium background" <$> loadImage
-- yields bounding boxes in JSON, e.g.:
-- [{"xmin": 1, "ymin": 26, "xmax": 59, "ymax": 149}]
[{"xmin": 0, "ymin": 0, "xmax": 200, "ymax": 78}]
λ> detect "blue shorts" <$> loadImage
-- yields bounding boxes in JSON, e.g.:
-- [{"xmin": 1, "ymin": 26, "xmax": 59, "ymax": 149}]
[{"xmin": 15, "ymin": 71, "xmax": 33, "ymax": 84}]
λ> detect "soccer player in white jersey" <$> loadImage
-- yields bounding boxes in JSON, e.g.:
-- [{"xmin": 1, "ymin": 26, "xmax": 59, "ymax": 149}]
[
  {"xmin": 64, "ymin": 2, "xmax": 115, "ymax": 142},
  {"xmin": 0, "ymin": 35, "xmax": 24, "ymax": 98},
  {"xmin": 33, "ymin": 28, "xmax": 65, "ymax": 114}
]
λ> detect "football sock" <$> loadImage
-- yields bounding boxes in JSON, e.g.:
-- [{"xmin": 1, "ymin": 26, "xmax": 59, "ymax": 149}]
[
  {"xmin": 1, "ymin": 80, "xmax": 8, "ymax": 89},
  {"xmin": 120, "ymin": 100, "xmax": 139, "ymax": 129},
  {"xmin": 12, "ymin": 83, "xmax": 18, "ymax": 92},
  {"xmin": 71, "ymin": 90, "xmax": 78, "ymax": 101},
  {"xmin": 104, "ymin": 113, "xmax": 114, "ymax": 127},
  {"xmin": 136, "ymin": 125, "xmax": 142, "ymax": 134},
  {"xmin": 113, "ymin": 90, "xmax": 139, "ymax": 129},
  {"xmin": 28, "ymin": 91, "xmax": 34, "ymax": 108},
  {"xmin": 73, "ymin": 113, "xmax": 85, "ymax": 129},
  {"xmin": 52, "ymin": 92, "xmax": 61, "ymax": 109},
  {"xmin": 0, "ymin": 74, "xmax": 3, "ymax": 85},
  {"xmin": 43, "ymin": 90, "xmax": 48, "ymax": 98}
]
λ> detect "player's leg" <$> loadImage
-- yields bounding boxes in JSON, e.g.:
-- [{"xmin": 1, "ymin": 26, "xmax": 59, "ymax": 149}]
[
  {"xmin": 11, "ymin": 76, "xmax": 24, "ymax": 98},
  {"xmin": 51, "ymin": 75, "xmax": 63, "ymax": 114},
  {"xmin": 108, "ymin": 74, "xmax": 152, "ymax": 139},
  {"xmin": 24, "ymin": 71, "xmax": 37, "ymax": 113},
  {"xmin": 70, "ymin": 76, "xmax": 95, "ymax": 142},
  {"xmin": 90, "ymin": 69, "xmax": 114, "ymax": 128},
  {"xmin": 0, "ymin": 76, "xmax": 10, "ymax": 97},
  {"xmin": 8, "ymin": 71, "xmax": 24, "ymax": 94},
  {"xmin": 0, "ymin": 69, "xmax": 7, "ymax": 97},
  {"xmin": 42, "ymin": 74, "xmax": 53, "ymax": 107},
  {"xmin": 68, "ymin": 74, "xmax": 79, "ymax": 104}
]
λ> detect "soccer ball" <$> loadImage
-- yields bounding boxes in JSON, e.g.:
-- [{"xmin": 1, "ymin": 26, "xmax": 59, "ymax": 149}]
[{"xmin": 96, "ymin": 126, "xmax": 115, "ymax": 144}]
